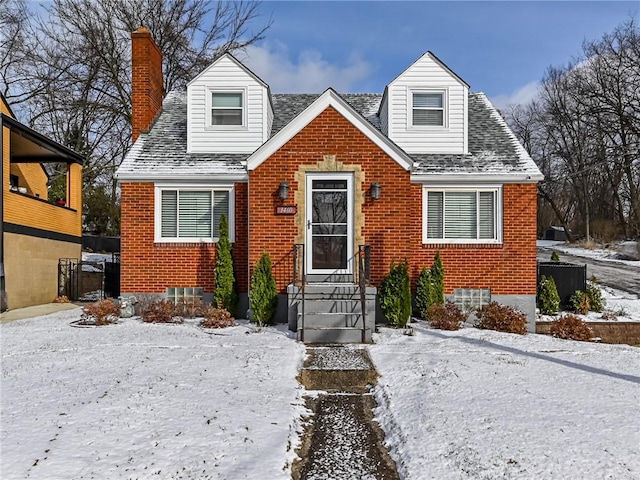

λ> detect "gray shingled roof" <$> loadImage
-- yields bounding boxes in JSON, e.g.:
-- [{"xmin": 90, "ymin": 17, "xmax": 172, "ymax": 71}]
[
  {"xmin": 117, "ymin": 88, "xmax": 540, "ymax": 180},
  {"xmin": 117, "ymin": 92, "xmax": 247, "ymax": 180}
]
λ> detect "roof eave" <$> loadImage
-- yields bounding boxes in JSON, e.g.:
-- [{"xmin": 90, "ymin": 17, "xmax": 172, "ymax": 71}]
[
  {"xmin": 116, "ymin": 172, "xmax": 249, "ymax": 183},
  {"xmin": 410, "ymin": 172, "xmax": 544, "ymax": 184}
]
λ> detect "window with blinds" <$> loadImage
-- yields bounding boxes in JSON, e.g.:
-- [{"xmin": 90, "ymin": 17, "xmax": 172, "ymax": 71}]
[
  {"xmin": 412, "ymin": 92, "xmax": 444, "ymax": 126},
  {"xmin": 424, "ymin": 188, "xmax": 500, "ymax": 242},
  {"xmin": 159, "ymin": 188, "xmax": 231, "ymax": 241}
]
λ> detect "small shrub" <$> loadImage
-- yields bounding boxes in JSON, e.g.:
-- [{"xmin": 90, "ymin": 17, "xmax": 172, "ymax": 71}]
[
  {"xmin": 199, "ymin": 306, "xmax": 235, "ymax": 329},
  {"xmin": 250, "ymin": 253, "xmax": 278, "ymax": 326},
  {"xmin": 379, "ymin": 260, "xmax": 411, "ymax": 327},
  {"xmin": 585, "ymin": 284, "xmax": 605, "ymax": 312},
  {"xmin": 570, "ymin": 290, "xmax": 590, "ymax": 315},
  {"xmin": 538, "ymin": 275, "xmax": 560, "ymax": 315},
  {"xmin": 427, "ymin": 301, "xmax": 466, "ymax": 331},
  {"xmin": 475, "ymin": 302, "xmax": 527, "ymax": 335},
  {"xmin": 54, "ymin": 295, "xmax": 71, "ymax": 303},
  {"xmin": 549, "ymin": 314, "xmax": 593, "ymax": 342},
  {"xmin": 141, "ymin": 299, "xmax": 183, "ymax": 323},
  {"xmin": 550, "ymin": 251, "xmax": 560, "ymax": 262},
  {"xmin": 81, "ymin": 298, "xmax": 120, "ymax": 326},
  {"xmin": 600, "ymin": 310, "xmax": 618, "ymax": 321}
]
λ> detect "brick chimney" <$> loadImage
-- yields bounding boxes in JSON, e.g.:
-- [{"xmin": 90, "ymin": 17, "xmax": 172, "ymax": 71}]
[{"xmin": 131, "ymin": 27, "xmax": 163, "ymax": 143}]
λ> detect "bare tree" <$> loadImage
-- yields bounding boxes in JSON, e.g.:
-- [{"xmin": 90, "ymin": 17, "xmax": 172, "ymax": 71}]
[
  {"xmin": 0, "ymin": 0, "xmax": 271, "ymax": 235},
  {"xmin": 507, "ymin": 18, "xmax": 640, "ymax": 241}
]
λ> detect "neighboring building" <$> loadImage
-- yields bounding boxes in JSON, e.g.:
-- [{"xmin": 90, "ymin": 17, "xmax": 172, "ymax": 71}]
[
  {"xmin": 1, "ymin": 94, "xmax": 83, "ymax": 310},
  {"xmin": 116, "ymin": 28, "xmax": 543, "ymax": 341}
]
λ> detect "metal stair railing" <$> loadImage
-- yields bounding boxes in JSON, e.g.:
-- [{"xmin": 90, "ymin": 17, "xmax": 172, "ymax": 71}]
[
  {"xmin": 293, "ymin": 244, "xmax": 305, "ymax": 342},
  {"xmin": 357, "ymin": 245, "xmax": 371, "ymax": 343}
]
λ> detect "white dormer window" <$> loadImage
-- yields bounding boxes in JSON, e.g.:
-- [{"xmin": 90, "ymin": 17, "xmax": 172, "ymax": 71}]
[
  {"xmin": 211, "ymin": 91, "xmax": 244, "ymax": 126},
  {"xmin": 411, "ymin": 91, "xmax": 446, "ymax": 127}
]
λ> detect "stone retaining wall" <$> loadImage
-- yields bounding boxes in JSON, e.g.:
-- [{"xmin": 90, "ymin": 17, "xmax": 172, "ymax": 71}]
[{"xmin": 537, "ymin": 322, "xmax": 640, "ymax": 346}]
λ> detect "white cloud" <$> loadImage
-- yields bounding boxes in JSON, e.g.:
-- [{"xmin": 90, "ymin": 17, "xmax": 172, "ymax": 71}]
[
  {"xmin": 239, "ymin": 42, "xmax": 373, "ymax": 93},
  {"xmin": 490, "ymin": 81, "xmax": 540, "ymax": 110}
]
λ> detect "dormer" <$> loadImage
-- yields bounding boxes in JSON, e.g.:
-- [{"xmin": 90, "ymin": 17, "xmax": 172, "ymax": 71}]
[
  {"xmin": 378, "ymin": 52, "xmax": 469, "ymax": 154},
  {"xmin": 187, "ymin": 54, "xmax": 273, "ymax": 154}
]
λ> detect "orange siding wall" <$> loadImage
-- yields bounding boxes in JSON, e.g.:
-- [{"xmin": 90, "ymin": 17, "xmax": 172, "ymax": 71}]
[{"xmin": 120, "ymin": 182, "xmax": 249, "ymax": 294}]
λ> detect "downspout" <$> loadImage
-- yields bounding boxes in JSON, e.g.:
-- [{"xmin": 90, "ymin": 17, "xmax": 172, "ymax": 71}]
[
  {"xmin": 0, "ymin": 116, "xmax": 6, "ymax": 311},
  {"xmin": 246, "ymin": 175, "xmax": 251, "ymax": 320}
]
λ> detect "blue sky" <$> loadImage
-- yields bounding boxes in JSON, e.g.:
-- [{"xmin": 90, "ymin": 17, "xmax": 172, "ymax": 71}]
[{"xmin": 240, "ymin": 1, "xmax": 639, "ymax": 108}]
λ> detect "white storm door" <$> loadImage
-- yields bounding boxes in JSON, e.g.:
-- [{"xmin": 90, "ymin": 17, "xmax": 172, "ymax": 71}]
[{"xmin": 305, "ymin": 174, "xmax": 354, "ymax": 275}]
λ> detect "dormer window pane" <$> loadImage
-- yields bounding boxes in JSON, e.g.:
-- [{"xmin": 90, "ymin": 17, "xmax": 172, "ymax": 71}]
[
  {"xmin": 413, "ymin": 93, "xmax": 444, "ymax": 126},
  {"xmin": 212, "ymin": 92, "xmax": 243, "ymax": 126}
]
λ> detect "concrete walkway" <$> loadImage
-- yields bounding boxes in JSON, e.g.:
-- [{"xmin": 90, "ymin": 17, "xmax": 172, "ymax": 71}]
[
  {"xmin": 0, "ymin": 303, "xmax": 80, "ymax": 324},
  {"xmin": 293, "ymin": 346, "xmax": 399, "ymax": 480}
]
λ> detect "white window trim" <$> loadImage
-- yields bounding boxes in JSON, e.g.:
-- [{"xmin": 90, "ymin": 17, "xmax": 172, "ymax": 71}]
[
  {"xmin": 408, "ymin": 88, "xmax": 448, "ymax": 129},
  {"xmin": 154, "ymin": 184, "xmax": 235, "ymax": 243},
  {"xmin": 206, "ymin": 87, "xmax": 247, "ymax": 130},
  {"xmin": 422, "ymin": 185, "xmax": 502, "ymax": 244}
]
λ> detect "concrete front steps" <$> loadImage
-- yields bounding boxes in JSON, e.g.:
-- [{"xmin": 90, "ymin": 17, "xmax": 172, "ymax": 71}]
[{"xmin": 287, "ymin": 283, "xmax": 377, "ymax": 344}]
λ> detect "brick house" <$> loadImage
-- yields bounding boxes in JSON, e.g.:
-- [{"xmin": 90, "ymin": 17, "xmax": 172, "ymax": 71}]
[{"xmin": 116, "ymin": 28, "xmax": 542, "ymax": 342}]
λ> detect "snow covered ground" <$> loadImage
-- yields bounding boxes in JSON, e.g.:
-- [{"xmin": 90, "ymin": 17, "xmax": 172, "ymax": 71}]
[
  {"xmin": 370, "ymin": 322, "xmax": 640, "ymax": 480},
  {"xmin": 2, "ymin": 306, "xmax": 640, "ymax": 479},
  {"xmin": 1, "ymin": 311, "xmax": 306, "ymax": 479}
]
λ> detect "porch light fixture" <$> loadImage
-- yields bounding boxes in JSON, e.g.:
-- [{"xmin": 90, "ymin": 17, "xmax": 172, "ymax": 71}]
[
  {"xmin": 279, "ymin": 181, "xmax": 290, "ymax": 200},
  {"xmin": 370, "ymin": 182, "xmax": 381, "ymax": 200}
]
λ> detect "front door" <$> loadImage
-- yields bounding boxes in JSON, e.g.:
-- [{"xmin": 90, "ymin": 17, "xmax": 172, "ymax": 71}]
[{"xmin": 306, "ymin": 174, "xmax": 354, "ymax": 276}]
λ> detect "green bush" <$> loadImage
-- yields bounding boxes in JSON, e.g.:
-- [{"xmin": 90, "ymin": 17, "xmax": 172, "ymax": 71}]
[
  {"xmin": 475, "ymin": 302, "xmax": 527, "ymax": 335},
  {"xmin": 538, "ymin": 275, "xmax": 560, "ymax": 315},
  {"xmin": 570, "ymin": 290, "xmax": 590, "ymax": 315},
  {"xmin": 430, "ymin": 252, "xmax": 445, "ymax": 306},
  {"xmin": 585, "ymin": 283, "xmax": 605, "ymax": 312},
  {"xmin": 214, "ymin": 214, "xmax": 238, "ymax": 314},
  {"xmin": 551, "ymin": 251, "xmax": 560, "ymax": 262},
  {"xmin": 415, "ymin": 252, "xmax": 445, "ymax": 319},
  {"xmin": 415, "ymin": 267, "xmax": 432, "ymax": 319},
  {"xmin": 379, "ymin": 260, "xmax": 412, "ymax": 327},
  {"xmin": 250, "ymin": 253, "xmax": 278, "ymax": 326}
]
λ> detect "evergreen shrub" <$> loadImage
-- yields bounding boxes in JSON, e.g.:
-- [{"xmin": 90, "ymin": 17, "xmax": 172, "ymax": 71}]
[
  {"xmin": 538, "ymin": 275, "xmax": 560, "ymax": 315},
  {"xmin": 379, "ymin": 260, "xmax": 412, "ymax": 327},
  {"xmin": 214, "ymin": 214, "xmax": 238, "ymax": 314},
  {"xmin": 415, "ymin": 267, "xmax": 432, "ymax": 319},
  {"xmin": 585, "ymin": 284, "xmax": 604, "ymax": 312},
  {"xmin": 250, "ymin": 253, "xmax": 278, "ymax": 326},
  {"xmin": 570, "ymin": 290, "xmax": 590, "ymax": 315}
]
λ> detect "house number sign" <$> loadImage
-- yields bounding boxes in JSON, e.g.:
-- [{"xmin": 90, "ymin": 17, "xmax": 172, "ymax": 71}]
[{"xmin": 276, "ymin": 205, "xmax": 297, "ymax": 215}]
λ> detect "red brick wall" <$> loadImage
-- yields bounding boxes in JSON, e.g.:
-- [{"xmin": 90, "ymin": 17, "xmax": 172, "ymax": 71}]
[
  {"xmin": 131, "ymin": 27, "xmax": 163, "ymax": 143},
  {"xmin": 120, "ymin": 182, "xmax": 249, "ymax": 294},
  {"xmin": 250, "ymin": 106, "xmax": 537, "ymax": 295}
]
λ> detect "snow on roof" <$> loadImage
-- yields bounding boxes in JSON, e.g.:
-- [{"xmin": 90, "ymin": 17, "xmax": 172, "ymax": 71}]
[{"xmin": 116, "ymin": 89, "xmax": 542, "ymax": 182}]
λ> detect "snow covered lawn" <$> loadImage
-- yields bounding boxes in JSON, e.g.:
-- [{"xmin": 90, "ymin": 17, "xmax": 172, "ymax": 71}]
[
  {"xmin": 370, "ymin": 322, "xmax": 640, "ymax": 479},
  {"xmin": 1, "ymin": 310, "xmax": 306, "ymax": 479}
]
